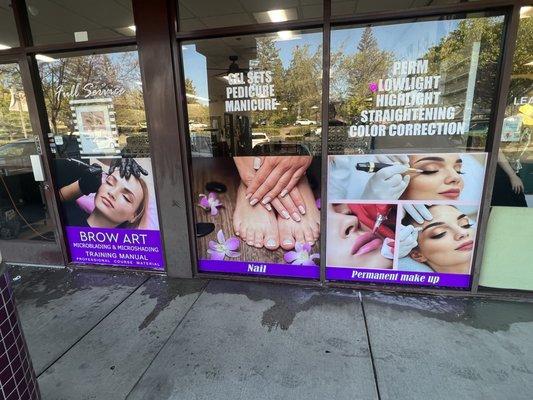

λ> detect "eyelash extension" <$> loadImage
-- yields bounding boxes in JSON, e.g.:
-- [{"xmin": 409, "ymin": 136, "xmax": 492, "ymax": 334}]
[
  {"xmin": 461, "ymin": 223, "xmax": 473, "ymax": 229},
  {"xmin": 456, "ymin": 171, "xmax": 465, "ymax": 175},
  {"xmin": 419, "ymin": 170, "xmax": 438, "ymax": 175}
]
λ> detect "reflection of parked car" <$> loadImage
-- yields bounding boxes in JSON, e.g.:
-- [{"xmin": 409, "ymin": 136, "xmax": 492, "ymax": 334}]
[
  {"xmin": 0, "ymin": 139, "xmax": 37, "ymax": 173},
  {"xmin": 251, "ymin": 133, "xmax": 270, "ymax": 148},
  {"xmin": 295, "ymin": 119, "xmax": 317, "ymax": 126}
]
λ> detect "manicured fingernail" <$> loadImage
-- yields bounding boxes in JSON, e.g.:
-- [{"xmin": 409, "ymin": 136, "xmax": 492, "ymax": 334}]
[
  {"xmin": 308, "ymin": 241, "xmax": 314, "ymax": 245},
  {"xmin": 282, "ymin": 239, "xmax": 294, "ymax": 246},
  {"xmin": 261, "ymin": 196, "xmax": 271, "ymax": 205},
  {"xmin": 265, "ymin": 203, "xmax": 272, "ymax": 211},
  {"xmin": 253, "ymin": 157, "xmax": 261, "ymax": 170},
  {"xmin": 266, "ymin": 239, "xmax": 277, "ymax": 248},
  {"xmin": 245, "ymin": 193, "xmax": 252, "ymax": 199},
  {"xmin": 250, "ymin": 198, "xmax": 258, "ymax": 206},
  {"xmin": 280, "ymin": 189, "xmax": 288, "ymax": 197},
  {"xmin": 292, "ymin": 213, "xmax": 301, "ymax": 222},
  {"xmin": 298, "ymin": 205, "xmax": 306, "ymax": 214},
  {"xmin": 281, "ymin": 211, "xmax": 290, "ymax": 219}
]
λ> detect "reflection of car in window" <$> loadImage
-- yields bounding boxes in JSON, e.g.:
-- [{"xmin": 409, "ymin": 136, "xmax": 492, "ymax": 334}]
[
  {"xmin": 251, "ymin": 133, "xmax": 270, "ymax": 148},
  {"xmin": 295, "ymin": 119, "xmax": 317, "ymax": 126}
]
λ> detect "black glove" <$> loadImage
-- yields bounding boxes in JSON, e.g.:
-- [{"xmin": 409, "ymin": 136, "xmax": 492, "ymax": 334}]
[
  {"xmin": 109, "ymin": 158, "xmax": 148, "ymax": 180},
  {"xmin": 78, "ymin": 163, "xmax": 103, "ymax": 195}
]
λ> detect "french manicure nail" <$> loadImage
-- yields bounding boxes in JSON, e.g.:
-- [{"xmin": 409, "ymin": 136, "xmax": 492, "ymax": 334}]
[
  {"xmin": 281, "ymin": 210, "xmax": 290, "ymax": 219},
  {"xmin": 253, "ymin": 157, "xmax": 261, "ymax": 170},
  {"xmin": 282, "ymin": 239, "xmax": 294, "ymax": 246},
  {"xmin": 280, "ymin": 189, "xmax": 288, "ymax": 197},
  {"xmin": 292, "ymin": 213, "xmax": 301, "ymax": 222},
  {"xmin": 261, "ymin": 196, "xmax": 271, "ymax": 205},
  {"xmin": 298, "ymin": 205, "xmax": 306, "ymax": 214},
  {"xmin": 265, "ymin": 203, "xmax": 272, "ymax": 211},
  {"xmin": 250, "ymin": 198, "xmax": 258, "ymax": 206},
  {"xmin": 245, "ymin": 193, "xmax": 252, "ymax": 199}
]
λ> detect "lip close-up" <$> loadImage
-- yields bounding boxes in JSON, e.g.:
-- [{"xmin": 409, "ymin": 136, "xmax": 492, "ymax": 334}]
[
  {"xmin": 438, "ymin": 188, "xmax": 461, "ymax": 199},
  {"xmin": 352, "ymin": 232, "xmax": 383, "ymax": 256},
  {"xmin": 100, "ymin": 196, "xmax": 114, "ymax": 208},
  {"xmin": 455, "ymin": 240, "xmax": 473, "ymax": 251}
]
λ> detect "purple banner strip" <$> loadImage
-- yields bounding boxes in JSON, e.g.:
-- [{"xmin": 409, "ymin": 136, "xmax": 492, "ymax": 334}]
[
  {"xmin": 198, "ymin": 259, "xmax": 319, "ymax": 279},
  {"xmin": 326, "ymin": 266, "xmax": 470, "ymax": 288},
  {"xmin": 66, "ymin": 226, "xmax": 164, "ymax": 270}
]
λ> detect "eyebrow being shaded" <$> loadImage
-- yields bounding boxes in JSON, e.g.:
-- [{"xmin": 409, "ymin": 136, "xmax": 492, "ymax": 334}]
[
  {"xmin": 414, "ymin": 157, "xmax": 463, "ymax": 164},
  {"xmin": 421, "ymin": 213, "xmax": 468, "ymax": 233}
]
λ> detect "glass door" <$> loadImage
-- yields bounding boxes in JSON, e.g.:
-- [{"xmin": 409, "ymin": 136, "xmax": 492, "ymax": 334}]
[{"xmin": 0, "ymin": 62, "xmax": 63, "ymax": 265}]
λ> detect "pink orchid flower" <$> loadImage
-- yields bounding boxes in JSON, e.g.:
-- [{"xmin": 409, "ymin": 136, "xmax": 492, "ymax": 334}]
[
  {"xmin": 284, "ymin": 242, "xmax": 319, "ymax": 266},
  {"xmin": 198, "ymin": 192, "xmax": 222, "ymax": 216},
  {"xmin": 207, "ymin": 230, "xmax": 241, "ymax": 260},
  {"xmin": 369, "ymin": 82, "xmax": 378, "ymax": 92}
]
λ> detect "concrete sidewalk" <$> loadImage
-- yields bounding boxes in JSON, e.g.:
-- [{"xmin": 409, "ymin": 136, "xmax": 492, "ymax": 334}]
[{"xmin": 10, "ymin": 265, "xmax": 533, "ymax": 400}]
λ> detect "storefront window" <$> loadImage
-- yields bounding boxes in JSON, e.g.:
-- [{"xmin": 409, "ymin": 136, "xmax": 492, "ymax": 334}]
[
  {"xmin": 0, "ymin": 0, "xmax": 19, "ymax": 49},
  {"xmin": 182, "ymin": 29, "xmax": 323, "ymax": 279},
  {"xmin": 331, "ymin": 0, "xmax": 480, "ymax": 17},
  {"xmin": 479, "ymin": 6, "xmax": 533, "ymax": 291},
  {"xmin": 325, "ymin": 14, "xmax": 505, "ymax": 289},
  {"xmin": 38, "ymin": 49, "xmax": 164, "ymax": 270},
  {"xmin": 178, "ymin": 1, "xmax": 322, "ymax": 31},
  {"xmin": 0, "ymin": 63, "xmax": 56, "ymax": 241},
  {"xmin": 27, "ymin": 0, "xmax": 135, "ymax": 45}
]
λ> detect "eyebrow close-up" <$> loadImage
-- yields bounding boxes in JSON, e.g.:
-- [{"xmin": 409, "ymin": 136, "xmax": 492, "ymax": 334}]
[
  {"xmin": 414, "ymin": 156, "xmax": 445, "ymax": 164},
  {"xmin": 422, "ymin": 221, "xmax": 444, "ymax": 232}
]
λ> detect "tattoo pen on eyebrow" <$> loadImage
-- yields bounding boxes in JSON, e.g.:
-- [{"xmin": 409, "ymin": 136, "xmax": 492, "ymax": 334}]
[{"xmin": 356, "ymin": 162, "xmax": 423, "ymax": 174}]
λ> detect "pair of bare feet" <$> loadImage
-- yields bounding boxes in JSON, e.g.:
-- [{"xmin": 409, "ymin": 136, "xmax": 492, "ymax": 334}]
[{"xmin": 233, "ymin": 179, "xmax": 320, "ymax": 251}]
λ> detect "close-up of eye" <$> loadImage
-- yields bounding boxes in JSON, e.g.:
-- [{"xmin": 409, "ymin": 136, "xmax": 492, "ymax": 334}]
[
  {"xmin": 429, "ymin": 231, "xmax": 446, "ymax": 239},
  {"xmin": 123, "ymin": 195, "xmax": 132, "ymax": 203},
  {"xmin": 419, "ymin": 170, "xmax": 439, "ymax": 175}
]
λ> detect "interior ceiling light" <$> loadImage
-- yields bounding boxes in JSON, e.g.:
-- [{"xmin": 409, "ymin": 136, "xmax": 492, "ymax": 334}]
[
  {"xmin": 0, "ymin": 44, "xmax": 12, "ymax": 50},
  {"xmin": 275, "ymin": 30, "xmax": 301, "ymax": 41},
  {"xmin": 267, "ymin": 9, "xmax": 288, "ymax": 23},
  {"xmin": 254, "ymin": 8, "xmax": 297, "ymax": 24},
  {"xmin": 520, "ymin": 6, "xmax": 533, "ymax": 18},
  {"xmin": 35, "ymin": 54, "xmax": 57, "ymax": 62}
]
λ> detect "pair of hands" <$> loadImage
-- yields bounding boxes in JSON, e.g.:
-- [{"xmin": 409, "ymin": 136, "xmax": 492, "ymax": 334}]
[
  {"xmin": 234, "ymin": 156, "xmax": 312, "ymax": 221},
  {"xmin": 361, "ymin": 155, "xmax": 411, "ymax": 200},
  {"xmin": 77, "ymin": 158, "xmax": 148, "ymax": 195}
]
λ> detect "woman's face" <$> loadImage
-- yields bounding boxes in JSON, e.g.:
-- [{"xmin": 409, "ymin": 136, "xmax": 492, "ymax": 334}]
[
  {"xmin": 402, "ymin": 154, "xmax": 464, "ymax": 200},
  {"xmin": 326, "ymin": 204, "xmax": 392, "ymax": 269},
  {"xmin": 94, "ymin": 171, "xmax": 144, "ymax": 226},
  {"xmin": 414, "ymin": 205, "xmax": 475, "ymax": 273}
]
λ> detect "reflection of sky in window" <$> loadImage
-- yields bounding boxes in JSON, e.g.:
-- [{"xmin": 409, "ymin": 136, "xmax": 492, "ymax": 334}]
[
  {"xmin": 183, "ymin": 32, "xmax": 322, "ymax": 101},
  {"xmin": 331, "ymin": 19, "xmax": 460, "ymax": 60}
]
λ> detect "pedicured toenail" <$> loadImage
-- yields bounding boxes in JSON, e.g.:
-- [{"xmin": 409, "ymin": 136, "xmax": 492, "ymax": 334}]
[
  {"xmin": 282, "ymin": 239, "xmax": 294, "ymax": 246},
  {"xmin": 266, "ymin": 239, "xmax": 277, "ymax": 247}
]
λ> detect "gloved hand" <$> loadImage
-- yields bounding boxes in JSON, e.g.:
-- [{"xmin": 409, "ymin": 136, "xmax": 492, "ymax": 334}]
[
  {"xmin": 403, "ymin": 203, "xmax": 433, "ymax": 224},
  {"xmin": 109, "ymin": 158, "xmax": 148, "ymax": 179},
  {"xmin": 78, "ymin": 163, "xmax": 103, "ymax": 195},
  {"xmin": 361, "ymin": 164, "xmax": 409, "ymax": 200},
  {"xmin": 397, "ymin": 224, "xmax": 421, "ymax": 258}
]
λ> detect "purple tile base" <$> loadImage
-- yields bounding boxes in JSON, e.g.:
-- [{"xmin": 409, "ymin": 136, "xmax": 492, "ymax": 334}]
[{"xmin": 0, "ymin": 271, "xmax": 41, "ymax": 400}]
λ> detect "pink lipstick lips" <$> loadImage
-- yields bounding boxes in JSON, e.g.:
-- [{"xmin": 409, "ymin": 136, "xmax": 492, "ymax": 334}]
[
  {"xmin": 352, "ymin": 232, "xmax": 383, "ymax": 256},
  {"xmin": 455, "ymin": 240, "xmax": 473, "ymax": 251},
  {"xmin": 439, "ymin": 188, "xmax": 461, "ymax": 199}
]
